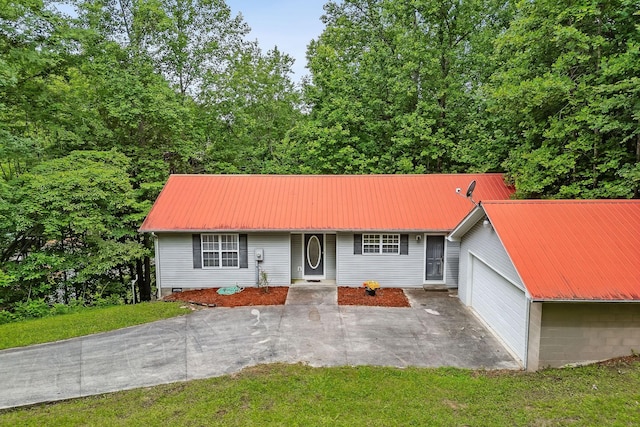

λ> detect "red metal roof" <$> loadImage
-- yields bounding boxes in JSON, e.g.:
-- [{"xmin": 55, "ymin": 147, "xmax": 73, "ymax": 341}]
[
  {"xmin": 139, "ymin": 174, "xmax": 513, "ymax": 232},
  {"xmin": 483, "ymin": 200, "xmax": 640, "ymax": 301}
]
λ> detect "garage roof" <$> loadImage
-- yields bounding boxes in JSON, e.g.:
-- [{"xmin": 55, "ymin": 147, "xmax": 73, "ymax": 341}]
[
  {"xmin": 482, "ymin": 200, "xmax": 640, "ymax": 301},
  {"xmin": 139, "ymin": 174, "xmax": 513, "ymax": 232}
]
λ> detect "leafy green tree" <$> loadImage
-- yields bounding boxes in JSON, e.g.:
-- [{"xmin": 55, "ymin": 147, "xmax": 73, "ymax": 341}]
[
  {"xmin": 489, "ymin": 0, "xmax": 640, "ymax": 198},
  {"xmin": 153, "ymin": 0, "xmax": 250, "ymax": 98},
  {"xmin": 0, "ymin": 150, "xmax": 145, "ymax": 307},
  {"xmin": 200, "ymin": 44, "xmax": 302, "ymax": 173},
  {"xmin": 72, "ymin": 1, "xmax": 202, "ymax": 299},
  {"xmin": 292, "ymin": 0, "xmax": 513, "ymax": 174},
  {"xmin": 0, "ymin": 0, "xmax": 73, "ymax": 177}
]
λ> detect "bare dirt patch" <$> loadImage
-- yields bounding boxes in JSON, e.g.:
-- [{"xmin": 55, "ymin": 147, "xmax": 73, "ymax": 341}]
[
  {"xmin": 337, "ymin": 287, "xmax": 410, "ymax": 307},
  {"xmin": 595, "ymin": 353, "xmax": 640, "ymax": 367},
  {"xmin": 164, "ymin": 287, "xmax": 288, "ymax": 307}
]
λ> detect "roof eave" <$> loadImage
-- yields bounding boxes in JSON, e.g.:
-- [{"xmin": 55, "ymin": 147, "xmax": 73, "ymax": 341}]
[
  {"xmin": 139, "ymin": 228, "xmax": 454, "ymax": 233},
  {"xmin": 532, "ymin": 298, "xmax": 640, "ymax": 303},
  {"xmin": 447, "ymin": 205, "xmax": 485, "ymax": 242}
]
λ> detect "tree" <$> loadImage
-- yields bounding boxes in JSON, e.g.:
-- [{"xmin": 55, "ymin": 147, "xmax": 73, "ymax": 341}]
[
  {"xmin": 153, "ymin": 0, "xmax": 250, "ymax": 98},
  {"xmin": 0, "ymin": 0, "xmax": 74, "ymax": 177},
  {"xmin": 489, "ymin": 0, "xmax": 640, "ymax": 198},
  {"xmin": 0, "ymin": 150, "xmax": 145, "ymax": 306},
  {"xmin": 292, "ymin": 0, "xmax": 513, "ymax": 174},
  {"xmin": 200, "ymin": 44, "xmax": 302, "ymax": 173}
]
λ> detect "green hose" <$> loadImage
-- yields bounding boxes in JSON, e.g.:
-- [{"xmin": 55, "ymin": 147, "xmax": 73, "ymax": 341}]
[{"xmin": 217, "ymin": 285, "xmax": 244, "ymax": 295}]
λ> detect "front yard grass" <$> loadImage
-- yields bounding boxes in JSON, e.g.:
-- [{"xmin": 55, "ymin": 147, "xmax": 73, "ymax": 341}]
[
  {"xmin": 1, "ymin": 360, "xmax": 639, "ymax": 425},
  {"xmin": 0, "ymin": 302, "xmax": 191, "ymax": 350}
]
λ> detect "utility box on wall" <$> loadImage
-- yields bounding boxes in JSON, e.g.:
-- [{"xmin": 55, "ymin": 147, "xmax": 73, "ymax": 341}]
[{"xmin": 255, "ymin": 248, "xmax": 264, "ymax": 261}]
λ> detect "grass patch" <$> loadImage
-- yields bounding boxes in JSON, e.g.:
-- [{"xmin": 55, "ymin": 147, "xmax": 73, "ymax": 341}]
[
  {"xmin": 1, "ymin": 361, "xmax": 640, "ymax": 425},
  {"xmin": 0, "ymin": 302, "xmax": 191, "ymax": 350}
]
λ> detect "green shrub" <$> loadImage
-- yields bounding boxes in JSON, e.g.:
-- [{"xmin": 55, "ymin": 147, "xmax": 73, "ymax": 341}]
[
  {"xmin": 1, "ymin": 293, "xmax": 126, "ymax": 325},
  {"xmin": 0, "ymin": 310, "xmax": 16, "ymax": 325},
  {"xmin": 93, "ymin": 294, "xmax": 124, "ymax": 307},
  {"xmin": 13, "ymin": 299, "xmax": 50, "ymax": 319},
  {"xmin": 51, "ymin": 303, "xmax": 71, "ymax": 315}
]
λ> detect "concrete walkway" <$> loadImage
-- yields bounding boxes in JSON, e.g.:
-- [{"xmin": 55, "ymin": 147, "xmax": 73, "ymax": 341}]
[{"xmin": 0, "ymin": 287, "xmax": 519, "ymax": 409}]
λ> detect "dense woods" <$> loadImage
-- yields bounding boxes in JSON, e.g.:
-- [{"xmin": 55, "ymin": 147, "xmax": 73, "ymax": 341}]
[{"xmin": 1, "ymin": 0, "xmax": 638, "ymax": 313}]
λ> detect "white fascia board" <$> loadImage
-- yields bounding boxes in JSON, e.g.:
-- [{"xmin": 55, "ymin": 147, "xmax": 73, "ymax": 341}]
[{"xmin": 447, "ymin": 205, "xmax": 486, "ymax": 242}]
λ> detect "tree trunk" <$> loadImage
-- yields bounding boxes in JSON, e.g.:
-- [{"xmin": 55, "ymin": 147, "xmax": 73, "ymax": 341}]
[
  {"xmin": 143, "ymin": 254, "xmax": 152, "ymax": 301},
  {"xmin": 135, "ymin": 259, "xmax": 143, "ymax": 303},
  {"xmin": 137, "ymin": 235, "xmax": 152, "ymax": 301}
]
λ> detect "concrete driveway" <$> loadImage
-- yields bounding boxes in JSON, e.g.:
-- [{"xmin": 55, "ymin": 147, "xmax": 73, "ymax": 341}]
[{"xmin": 0, "ymin": 287, "xmax": 519, "ymax": 409}]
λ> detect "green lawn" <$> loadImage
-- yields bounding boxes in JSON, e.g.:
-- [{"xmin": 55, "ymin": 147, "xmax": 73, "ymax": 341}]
[
  {"xmin": 0, "ymin": 302, "xmax": 191, "ymax": 350},
  {"xmin": 1, "ymin": 360, "xmax": 639, "ymax": 426}
]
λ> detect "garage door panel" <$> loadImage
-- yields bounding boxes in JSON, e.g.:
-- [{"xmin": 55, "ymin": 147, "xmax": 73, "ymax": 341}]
[{"xmin": 471, "ymin": 257, "xmax": 526, "ymax": 361}]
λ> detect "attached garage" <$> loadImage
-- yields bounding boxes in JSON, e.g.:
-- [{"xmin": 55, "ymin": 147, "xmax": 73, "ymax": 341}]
[
  {"xmin": 470, "ymin": 256, "xmax": 527, "ymax": 361},
  {"xmin": 451, "ymin": 200, "xmax": 640, "ymax": 371}
]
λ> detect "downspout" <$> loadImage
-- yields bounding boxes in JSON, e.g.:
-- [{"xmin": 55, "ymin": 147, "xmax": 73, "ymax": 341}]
[{"xmin": 524, "ymin": 296, "xmax": 530, "ymax": 371}]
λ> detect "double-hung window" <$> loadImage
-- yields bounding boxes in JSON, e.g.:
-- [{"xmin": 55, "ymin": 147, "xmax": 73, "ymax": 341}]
[
  {"xmin": 202, "ymin": 234, "xmax": 239, "ymax": 268},
  {"xmin": 362, "ymin": 234, "xmax": 400, "ymax": 254}
]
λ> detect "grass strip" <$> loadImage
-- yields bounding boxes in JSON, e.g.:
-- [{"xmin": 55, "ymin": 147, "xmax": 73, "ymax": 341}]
[
  {"xmin": 0, "ymin": 302, "xmax": 191, "ymax": 350},
  {"xmin": 1, "ymin": 361, "xmax": 639, "ymax": 426}
]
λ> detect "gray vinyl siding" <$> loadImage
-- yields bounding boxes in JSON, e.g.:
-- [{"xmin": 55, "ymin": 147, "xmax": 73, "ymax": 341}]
[
  {"xmin": 445, "ymin": 240, "xmax": 460, "ymax": 286},
  {"xmin": 458, "ymin": 220, "xmax": 525, "ymax": 305},
  {"xmin": 336, "ymin": 232, "xmax": 424, "ymax": 287},
  {"xmin": 325, "ymin": 234, "xmax": 337, "ymax": 280},
  {"xmin": 291, "ymin": 234, "xmax": 303, "ymax": 279},
  {"xmin": 156, "ymin": 232, "xmax": 290, "ymax": 290}
]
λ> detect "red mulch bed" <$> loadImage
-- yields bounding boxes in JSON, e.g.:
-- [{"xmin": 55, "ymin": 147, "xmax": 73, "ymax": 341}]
[
  {"xmin": 337, "ymin": 287, "xmax": 410, "ymax": 307},
  {"xmin": 164, "ymin": 286, "xmax": 410, "ymax": 308},
  {"xmin": 164, "ymin": 287, "xmax": 288, "ymax": 307}
]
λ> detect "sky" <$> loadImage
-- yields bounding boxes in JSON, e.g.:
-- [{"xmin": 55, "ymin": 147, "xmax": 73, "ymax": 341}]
[{"xmin": 226, "ymin": 1, "xmax": 328, "ymax": 81}]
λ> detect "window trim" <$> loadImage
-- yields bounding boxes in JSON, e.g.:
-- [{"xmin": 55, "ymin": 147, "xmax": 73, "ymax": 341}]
[
  {"xmin": 362, "ymin": 233, "xmax": 400, "ymax": 255},
  {"xmin": 201, "ymin": 233, "xmax": 240, "ymax": 269}
]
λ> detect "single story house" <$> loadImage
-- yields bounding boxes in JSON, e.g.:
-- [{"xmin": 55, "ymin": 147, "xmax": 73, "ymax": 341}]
[
  {"xmin": 449, "ymin": 200, "xmax": 640, "ymax": 370},
  {"xmin": 139, "ymin": 174, "xmax": 513, "ymax": 297}
]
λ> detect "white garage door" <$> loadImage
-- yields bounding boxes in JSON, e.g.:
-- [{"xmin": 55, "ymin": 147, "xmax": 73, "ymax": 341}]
[{"xmin": 471, "ymin": 257, "xmax": 527, "ymax": 361}]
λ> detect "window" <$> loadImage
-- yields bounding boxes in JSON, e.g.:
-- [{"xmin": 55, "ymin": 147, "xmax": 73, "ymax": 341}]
[
  {"xmin": 202, "ymin": 234, "xmax": 239, "ymax": 268},
  {"xmin": 362, "ymin": 234, "xmax": 400, "ymax": 254}
]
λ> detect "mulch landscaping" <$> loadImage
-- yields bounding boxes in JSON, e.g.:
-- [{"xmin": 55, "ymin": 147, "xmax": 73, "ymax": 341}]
[
  {"xmin": 337, "ymin": 287, "xmax": 410, "ymax": 307},
  {"xmin": 164, "ymin": 286, "xmax": 411, "ymax": 308},
  {"xmin": 164, "ymin": 287, "xmax": 289, "ymax": 307}
]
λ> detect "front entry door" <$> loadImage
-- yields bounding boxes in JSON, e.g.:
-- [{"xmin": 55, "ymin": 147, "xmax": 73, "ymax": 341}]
[
  {"xmin": 425, "ymin": 235, "xmax": 445, "ymax": 282},
  {"xmin": 304, "ymin": 234, "xmax": 324, "ymax": 278}
]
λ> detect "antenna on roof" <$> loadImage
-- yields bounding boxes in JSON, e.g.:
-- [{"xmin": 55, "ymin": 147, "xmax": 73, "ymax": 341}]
[
  {"xmin": 466, "ymin": 180, "xmax": 476, "ymax": 198},
  {"xmin": 456, "ymin": 180, "xmax": 478, "ymax": 207},
  {"xmin": 466, "ymin": 180, "xmax": 478, "ymax": 206}
]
